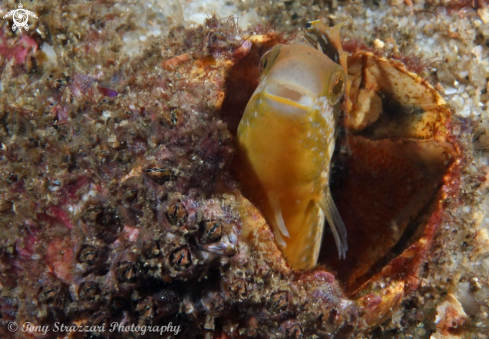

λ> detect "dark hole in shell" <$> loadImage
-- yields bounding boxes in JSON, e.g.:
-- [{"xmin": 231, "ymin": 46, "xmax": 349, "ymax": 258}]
[
  {"xmin": 221, "ymin": 38, "xmax": 281, "ymax": 135},
  {"xmin": 82, "ymin": 205, "xmax": 122, "ymax": 244},
  {"xmin": 268, "ymin": 291, "xmax": 288, "ymax": 314},
  {"xmin": 143, "ymin": 240, "xmax": 161, "ymax": 259},
  {"xmin": 224, "ymin": 39, "xmax": 457, "ymax": 294},
  {"xmin": 116, "ymin": 261, "xmax": 140, "ymax": 283},
  {"xmin": 78, "ymin": 281, "xmax": 101, "ymax": 302},
  {"xmin": 169, "ymin": 246, "xmax": 192, "ymax": 271},
  {"xmin": 77, "ymin": 244, "xmax": 99, "ymax": 265},
  {"xmin": 324, "ymin": 112, "xmax": 452, "ymax": 292},
  {"xmin": 38, "ymin": 284, "xmax": 61, "ymax": 304},
  {"xmin": 144, "ymin": 167, "xmax": 174, "ymax": 185},
  {"xmin": 136, "ymin": 296, "xmax": 155, "ymax": 319},
  {"xmin": 285, "ymin": 323, "xmax": 303, "ymax": 339},
  {"xmin": 199, "ymin": 220, "xmax": 223, "ymax": 244},
  {"xmin": 228, "ymin": 278, "xmax": 247, "ymax": 299},
  {"xmin": 166, "ymin": 200, "xmax": 188, "ymax": 227}
]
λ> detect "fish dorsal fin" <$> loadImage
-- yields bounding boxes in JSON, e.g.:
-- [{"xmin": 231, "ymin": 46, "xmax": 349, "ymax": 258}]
[
  {"xmin": 305, "ymin": 21, "xmax": 347, "ymax": 71},
  {"xmin": 305, "ymin": 20, "xmax": 351, "ymax": 115}
]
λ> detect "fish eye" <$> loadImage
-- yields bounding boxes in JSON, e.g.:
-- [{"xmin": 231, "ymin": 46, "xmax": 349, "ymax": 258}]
[
  {"xmin": 329, "ymin": 72, "xmax": 345, "ymax": 104},
  {"xmin": 259, "ymin": 45, "xmax": 282, "ymax": 75},
  {"xmin": 305, "ymin": 20, "xmax": 319, "ymax": 31},
  {"xmin": 259, "ymin": 50, "xmax": 271, "ymax": 74},
  {"xmin": 332, "ymin": 78, "xmax": 344, "ymax": 96}
]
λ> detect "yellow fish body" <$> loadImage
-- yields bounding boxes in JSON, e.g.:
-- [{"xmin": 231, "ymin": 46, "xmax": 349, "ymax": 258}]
[{"xmin": 237, "ymin": 42, "xmax": 348, "ymax": 269}]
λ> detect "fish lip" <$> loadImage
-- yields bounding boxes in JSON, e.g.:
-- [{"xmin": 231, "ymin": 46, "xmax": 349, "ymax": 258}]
[
  {"xmin": 263, "ymin": 81, "xmax": 315, "ymax": 111},
  {"xmin": 262, "ymin": 91, "xmax": 309, "ymax": 111}
]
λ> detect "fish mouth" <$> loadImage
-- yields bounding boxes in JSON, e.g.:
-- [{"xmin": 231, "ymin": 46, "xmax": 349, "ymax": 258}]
[{"xmin": 263, "ymin": 81, "xmax": 314, "ymax": 111}]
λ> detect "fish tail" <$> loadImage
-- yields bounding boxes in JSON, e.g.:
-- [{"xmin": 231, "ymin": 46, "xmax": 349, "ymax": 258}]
[{"xmin": 319, "ymin": 188, "xmax": 348, "ymax": 260}]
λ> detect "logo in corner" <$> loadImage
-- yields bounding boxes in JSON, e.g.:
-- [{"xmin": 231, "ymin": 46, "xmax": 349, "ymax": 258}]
[{"xmin": 3, "ymin": 3, "xmax": 38, "ymax": 32}]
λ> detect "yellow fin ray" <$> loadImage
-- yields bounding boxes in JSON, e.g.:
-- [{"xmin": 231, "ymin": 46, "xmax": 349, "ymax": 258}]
[
  {"xmin": 269, "ymin": 192, "xmax": 290, "ymax": 239},
  {"xmin": 319, "ymin": 188, "xmax": 348, "ymax": 260}
]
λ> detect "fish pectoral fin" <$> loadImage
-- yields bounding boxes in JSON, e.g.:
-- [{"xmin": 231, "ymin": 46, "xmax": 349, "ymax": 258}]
[
  {"xmin": 269, "ymin": 192, "xmax": 290, "ymax": 239},
  {"xmin": 273, "ymin": 225, "xmax": 287, "ymax": 247},
  {"xmin": 319, "ymin": 189, "xmax": 348, "ymax": 260}
]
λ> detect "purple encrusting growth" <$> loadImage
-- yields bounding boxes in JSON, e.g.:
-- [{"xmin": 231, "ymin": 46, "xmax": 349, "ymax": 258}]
[
  {"xmin": 97, "ymin": 86, "xmax": 118, "ymax": 98},
  {"xmin": 0, "ymin": 3, "xmax": 355, "ymax": 338}
]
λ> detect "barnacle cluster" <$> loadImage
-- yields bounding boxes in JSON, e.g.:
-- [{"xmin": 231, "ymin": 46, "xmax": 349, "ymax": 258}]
[
  {"xmin": 0, "ymin": 2, "xmax": 359, "ymax": 337},
  {"xmin": 0, "ymin": 3, "xmax": 241, "ymax": 337}
]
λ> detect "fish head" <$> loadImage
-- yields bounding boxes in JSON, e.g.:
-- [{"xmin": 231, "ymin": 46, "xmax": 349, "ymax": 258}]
[{"xmin": 253, "ymin": 44, "xmax": 346, "ymax": 118}]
